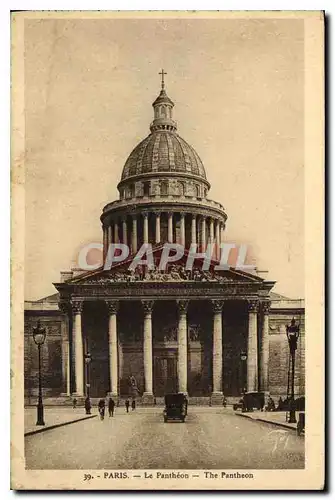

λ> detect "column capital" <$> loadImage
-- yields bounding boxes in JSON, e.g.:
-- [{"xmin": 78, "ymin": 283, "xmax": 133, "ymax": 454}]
[
  {"xmin": 105, "ymin": 300, "xmax": 119, "ymax": 315},
  {"xmin": 142, "ymin": 211, "xmax": 149, "ymax": 219},
  {"xmin": 142, "ymin": 300, "xmax": 154, "ymax": 314},
  {"xmin": 211, "ymin": 299, "xmax": 225, "ymax": 313},
  {"xmin": 261, "ymin": 300, "xmax": 271, "ymax": 314},
  {"xmin": 153, "ymin": 211, "xmax": 161, "ymax": 217},
  {"xmin": 71, "ymin": 300, "xmax": 84, "ymax": 314},
  {"xmin": 180, "ymin": 212, "xmax": 186, "ymax": 220},
  {"xmin": 167, "ymin": 211, "xmax": 173, "ymax": 217},
  {"xmin": 248, "ymin": 299, "xmax": 259, "ymax": 313},
  {"xmin": 192, "ymin": 213, "xmax": 197, "ymax": 220},
  {"xmin": 177, "ymin": 299, "xmax": 189, "ymax": 314},
  {"xmin": 132, "ymin": 214, "xmax": 138, "ymax": 221},
  {"xmin": 58, "ymin": 301, "xmax": 70, "ymax": 315}
]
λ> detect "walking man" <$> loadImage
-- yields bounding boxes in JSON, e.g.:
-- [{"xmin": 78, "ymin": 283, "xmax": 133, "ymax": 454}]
[
  {"xmin": 131, "ymin": 399, "xmax": 136, "ymax": 411},
  {"xmin": 98, "ymin": 398, "xmax": 106, "ymax": 420},
  {"xmin": 125, "ymin": 399, "xmax": 130, "ymax": 413},
  {"xmin": 108, "ymin": 397, "xmax": 115, "ymax": 417}
]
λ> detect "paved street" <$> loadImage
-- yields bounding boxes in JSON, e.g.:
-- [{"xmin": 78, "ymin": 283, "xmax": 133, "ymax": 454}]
[{"xmin": 25, "ymin": 407, "xmax": 304, "ymax": 470}]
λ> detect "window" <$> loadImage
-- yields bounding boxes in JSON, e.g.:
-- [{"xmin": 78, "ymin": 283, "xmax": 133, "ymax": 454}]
[
  {"xmin": 161, "ymin": 180, "xmax": 168, "ymax": 196},
  {"xmin": 143, "ymin": 181, "xmax": 150, "ymax": 197}
]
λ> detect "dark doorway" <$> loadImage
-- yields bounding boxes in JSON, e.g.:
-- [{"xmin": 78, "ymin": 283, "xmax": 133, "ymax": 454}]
[{"xmin": 154, "ymin": 354, "xmax": 177, "ymax": 396}]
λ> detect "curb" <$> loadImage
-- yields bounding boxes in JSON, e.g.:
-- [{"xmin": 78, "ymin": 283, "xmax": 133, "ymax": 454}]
[
  {"xmin": 235, "ymin": 412, "xmax": 297, "ymax": 431},
  {"xmin": 24, "ymin": 414, "xmax": 97, "ymax": 437}
]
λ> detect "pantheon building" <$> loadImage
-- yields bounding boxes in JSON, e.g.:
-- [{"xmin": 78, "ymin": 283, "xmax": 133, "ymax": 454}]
[{"xmin": 24, "ymin": 76, "xmax": 305, "ymax": 405}]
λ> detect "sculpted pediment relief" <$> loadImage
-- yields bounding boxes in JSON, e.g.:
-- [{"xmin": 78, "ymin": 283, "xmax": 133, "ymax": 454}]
[{"xmin": 73, "ymin": 263, "xmax": 258, "ymax": 285}]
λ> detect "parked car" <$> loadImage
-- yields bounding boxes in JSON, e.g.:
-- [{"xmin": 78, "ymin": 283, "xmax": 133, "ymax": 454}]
[
  {"xmin": 233, "ymin": 392, "xmax": 266, "ymax": 412},
  {"xmin": 163, "ymin": 393, "xmax": 188, "ymax": 423}
]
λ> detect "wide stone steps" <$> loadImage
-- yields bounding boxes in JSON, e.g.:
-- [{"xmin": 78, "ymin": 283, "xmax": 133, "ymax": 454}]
[{"xmin": 25, "ymin": 395, "xmax": 241, "ymax": 407}]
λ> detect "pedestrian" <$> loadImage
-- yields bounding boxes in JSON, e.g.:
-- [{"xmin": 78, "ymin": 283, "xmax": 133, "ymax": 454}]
[
  {"xmin": 131, "ymin": 399, "xmax": 136, "ymax": 411},
  {"xmin": 98, "ymin": 398, "xmax": 105, "ymax": 420},
  {"xmin": 108, "ymin": 397, "xmax": 115, "ymax": 417},
  {"xmin": 72, "ymin": 397, "xmax": 77, "ymax": 409},
  {"xmin": 84, "ymin": 396, "xmax": 91, "ymax": 415},
  {"xmin": 125, "ymin": 399, "xmax": 130, "ymax": 413}
]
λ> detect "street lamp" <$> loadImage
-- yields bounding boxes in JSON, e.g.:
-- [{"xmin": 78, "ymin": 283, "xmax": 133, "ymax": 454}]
[
  {"xmin": 240, "ymin": 350, "xmax": 247, "ymax": 394},
  {"xmin": 286, "ymin": 317, "xmax": 300, "ymax": 423},
  {"xmin": 33, "ymin": 320, "xmax": 47, "ymax": 426},
  {"xmin": 84, "ymin": 351, "xmax": 92, "ymax": 414}
]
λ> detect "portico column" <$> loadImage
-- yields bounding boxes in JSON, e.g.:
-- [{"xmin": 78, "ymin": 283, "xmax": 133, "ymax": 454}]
[
  {"xmin": 114, "ymin": 221, "xmax": 119, "ymax": 244},
  {"xmin": 71, "ymin": 300, "xmax": 84, "ymax": 396},
  {"xmin": 168, "ymin": 212, "xmax": 173, "ymax": 243},
  {"xmin": 143, "ymin": 212, "xmax": 149, "ymax": 244},
  {"xmin": 122, "ymin": 218, "xmax": 128, "ymax": 245},
  {"xmin": 177, "ymin": 300, "xmax": 189, "ymax": 394},
  {"xmin": 142, "ymin": 300, "xmax": 154, "ymax": 403},
  {"xmin": 106, "ymin": 300, "xmax": 119, "ymax": 397},
  {"xmin": 59, "ymin": 301, "xmax": 71, "ymax": 396},
  {"xmin": 180, "ymin": 213, "xmax": 186, "ymax": 247},
  {"xmin": 247, "ymin": 300, "xmax": 259, "ymax": 392},
  {"xmin": 201, "ymin": 216, "xmax": 206, "ymax": 251},
  {"xmin": 215, "ymin": 220, "xmax": 220, "ymax": 261},
  {"xmin": 260, "ymin": 301, "xmax": 271, "ymax": 392},
  {"xmin": 211, "ymin": 300, "xmax": 224, "ymax": 404},
  {"xmin": 155, "ymin": 212, "xmax": 161, "ymax": 244},
  {"xmin": 132, "ymin": 215, "xmax": 138, "ymax": 254},
  {"xmin": 191, "ymin": 215, "xmax": 197, "ymax": 244}
]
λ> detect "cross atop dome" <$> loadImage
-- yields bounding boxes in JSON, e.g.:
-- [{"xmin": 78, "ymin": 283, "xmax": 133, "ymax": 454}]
[{"xmin": 159, "ymin": 68, "xmax": 167, "ymax": 90}]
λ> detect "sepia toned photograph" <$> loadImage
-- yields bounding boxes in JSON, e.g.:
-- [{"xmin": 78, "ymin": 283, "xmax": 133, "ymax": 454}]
[{"xmin": 11, "ymin": 10, "xmax": 324, "ymax": 490}]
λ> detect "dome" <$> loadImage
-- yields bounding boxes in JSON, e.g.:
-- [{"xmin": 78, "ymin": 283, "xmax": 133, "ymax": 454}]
[{"xmin": 121, "ymin": 131, "xmax": 207, "ymax": 181}]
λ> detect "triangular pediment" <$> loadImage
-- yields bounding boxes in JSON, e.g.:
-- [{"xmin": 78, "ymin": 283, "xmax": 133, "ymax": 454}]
[{"xmin": 61, "ymin": 244, "xmax": 264, "ymax": 285}]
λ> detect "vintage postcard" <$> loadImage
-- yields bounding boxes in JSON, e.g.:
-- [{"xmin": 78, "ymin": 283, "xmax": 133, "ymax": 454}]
[{"xmin": 11, "ymin": 10, "xmax": 324, "ymax": 490}]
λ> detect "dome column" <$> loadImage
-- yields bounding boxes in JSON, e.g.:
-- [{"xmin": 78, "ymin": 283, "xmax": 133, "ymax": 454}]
[
  {"xmin": 168, "ymin": 212, "xmax": 173, "ymax": 243},
  {"xmin": 114, "ymin": 220, "xmax": 119, "ymax": 244},
  {"xmin": 191, "ymin": 215, "xmax": 197, "ymax": 245},
  {"xmin": 201, "ymin": 216, "xmax": 207, "ymax": 251},
  {"xmin": 132, "ymin": 216, "xmax": 138, "ymax": 254},
  {"xmin": 108, "ymin": 224, "xmax": 112, "ymax": 247},
  {"xmin": 155, "ymin": 212, "xmax": 161, "ymax": 244},
  {"xmin": 122, "ymin": 218, "xmax": 128, "ymax": 245},
  {"xmin": 103, "ymin": 225, "xmax": 108, "ymax": 262},
  {"xmin": 220, "ymin": 222, "xmax": 225, "ymax": 246},
  {"xmin": 143, "ymin": 212, "xmax": 149, "ymax": 244},
  {"xmin": 180, "ymin": 213, "xmax": 186, "ymax": 247},
  {"xmin": 209, "ymin": 218, "xmax": 214, "ymax": 252},
  {"xmin": 215, "ymin": 220, "xmax": 220, "ymax": 261}
]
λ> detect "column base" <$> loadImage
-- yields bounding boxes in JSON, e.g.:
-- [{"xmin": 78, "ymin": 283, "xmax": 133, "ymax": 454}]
[
  {"xmin": 210, "ymin": 392, "xmax": 224, "ymax": 406},
  {"xmin": 142, "ymin": 393, "xmax": 155, "ymax": 406}
]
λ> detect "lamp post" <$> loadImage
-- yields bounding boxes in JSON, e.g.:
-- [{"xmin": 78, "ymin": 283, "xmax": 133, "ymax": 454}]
[
  {"xmin": 240, "ymin": 350, "xmax": 247, "ymax": 394},
  {"xmin": 84, "ymin": 351, "xmax": 92, "ymax": 414},
  {"xmin": 286, "ymin": 318, "xmax": 300, "ymax": 423},
  {"xmin": 33, "ymin": 320, "xmax": 47, "ymax": 426}
]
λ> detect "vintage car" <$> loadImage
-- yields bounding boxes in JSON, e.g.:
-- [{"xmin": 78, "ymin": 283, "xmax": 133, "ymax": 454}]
[
  {"xmin": 163, "ymin": 393, "xmax": 188, "ymax": 423},
  {"xmin": 233, "ymin": 392, "xmax": 266, "ymax": 412}
]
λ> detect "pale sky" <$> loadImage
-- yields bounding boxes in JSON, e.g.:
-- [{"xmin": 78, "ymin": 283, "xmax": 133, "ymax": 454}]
[{"xmin": 24, "ymin": 16, "xmax": 304, "ymax": 300}]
